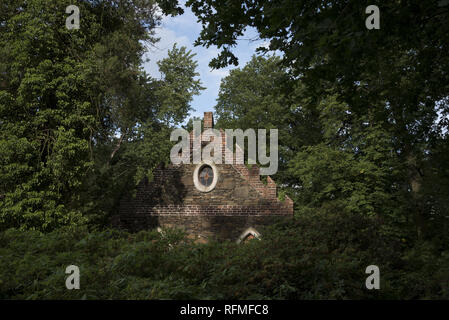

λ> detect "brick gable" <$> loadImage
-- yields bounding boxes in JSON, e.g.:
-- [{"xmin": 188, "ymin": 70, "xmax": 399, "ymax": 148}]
[{"xmin": 113, "ymin": 112, "xmax": 293, "ymax": 241}]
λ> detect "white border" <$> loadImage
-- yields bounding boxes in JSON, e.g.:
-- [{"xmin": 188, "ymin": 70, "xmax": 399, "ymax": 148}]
[{"xmin": 193, "ymin": 160, "xmax": 219, "ymax": 192}]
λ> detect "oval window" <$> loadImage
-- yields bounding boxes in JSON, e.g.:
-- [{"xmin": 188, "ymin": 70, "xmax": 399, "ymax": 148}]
[
  {"xmin": 193, "ymin": 161, "xmax": 218, "ymax": 192},
  {"xmin": 199, "ymin": 165, "xmax": 213, "ymax": 187}
]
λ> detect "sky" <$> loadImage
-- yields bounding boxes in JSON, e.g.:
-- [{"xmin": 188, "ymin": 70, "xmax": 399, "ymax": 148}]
[{"xmin": 143, "ymin": 3, "xmax": 268, "ymax": 121}]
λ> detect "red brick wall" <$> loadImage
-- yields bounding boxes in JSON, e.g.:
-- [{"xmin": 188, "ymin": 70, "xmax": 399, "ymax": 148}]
[{"xmin": 115, "ymin": 162, "xmax": 293, "ymax": 241}]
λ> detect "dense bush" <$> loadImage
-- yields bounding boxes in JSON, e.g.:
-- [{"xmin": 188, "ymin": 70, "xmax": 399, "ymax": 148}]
[{"xmin": 1, "ymin": 212, "xmax": 447, "ymax": 300}]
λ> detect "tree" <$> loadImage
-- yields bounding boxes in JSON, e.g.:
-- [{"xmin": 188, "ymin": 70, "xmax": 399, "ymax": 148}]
[
  {"xmin": 0, "ymin": 0, "xmax": 204, "ymax": 231},
  {"xmin": 214, "ymin": 55, "xmax": 404, "ymax": 236},
  {"xmin": 159, "ymin": 0, "xmax": 449, "ymax": 242},
  {"xmin": 154, "ymin": 44, "xmax": 205, "ymax": 125},
  {"xmin": 82, "ymin": 44, "xmax": 204, "ymax": 226},
  {"xmin": 214, "ymin": 55, "xmax": 321, "ymax": 184}
]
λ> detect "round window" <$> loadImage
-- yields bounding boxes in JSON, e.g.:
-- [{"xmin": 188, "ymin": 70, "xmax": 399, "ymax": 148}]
[{"xmin": 193, "ymin": 161, "xmax": 218, "ymax": 192}]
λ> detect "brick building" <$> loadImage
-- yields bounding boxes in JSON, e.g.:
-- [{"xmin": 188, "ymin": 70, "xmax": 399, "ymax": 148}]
[{"xmin": 114, "ymin": 112, "xmax": 293, "ymax": 242}]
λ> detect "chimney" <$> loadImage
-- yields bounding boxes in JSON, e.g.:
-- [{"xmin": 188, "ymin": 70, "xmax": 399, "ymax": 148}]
[{"xmin": 204, "ymin": 112, "xmax": 214, "ymax": 129}]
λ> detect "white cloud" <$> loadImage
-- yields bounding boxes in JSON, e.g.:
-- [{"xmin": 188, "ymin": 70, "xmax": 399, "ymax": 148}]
[
  {"xmin": 161, "ymin": 8, "xmax": 202, "ymax": 33},
  {"xmin": 209, "ymin": 68, "xmax": 230, "ymax": 78}
]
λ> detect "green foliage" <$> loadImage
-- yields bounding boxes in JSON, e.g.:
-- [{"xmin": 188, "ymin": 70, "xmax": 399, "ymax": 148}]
[
  {"xmin": 215, "ymin": 55, "xmax": 287, "ymax": 131},
  {"xmin": 155, "ymin": 44, "xmax": 205, "ymax": 125},
  {"xmin": 212, "ymin": 51, "xmax": 448, "ymax": 245},
  {"xmin": 214, "ymin": 55, "xmax": 321, "ymax": 183},
  {"xmin": 1, "ymin": 0, "xmax": 448, "ymax": 300},
  {"xmin": 0, "ymin": 1, "xmax": 204, "ymax": 231},
  {"xmin": 160, "ymin": 0, "xmax": 449, "ymax": 245},
  {"xmin": 1, "ymin": 215, "xmax": 447, "ymax": 300}
]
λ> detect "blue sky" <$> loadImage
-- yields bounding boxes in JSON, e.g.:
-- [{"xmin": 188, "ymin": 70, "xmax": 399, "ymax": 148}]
[{"xmin": 143, "ymin": 3, "xmax": 268, "ymax": 121}]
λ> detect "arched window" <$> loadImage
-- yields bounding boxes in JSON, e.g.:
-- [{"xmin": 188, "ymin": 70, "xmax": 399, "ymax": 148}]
[{"xmin": 237, "ymin": 227, "xmax": 261, "ymax": 243}]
